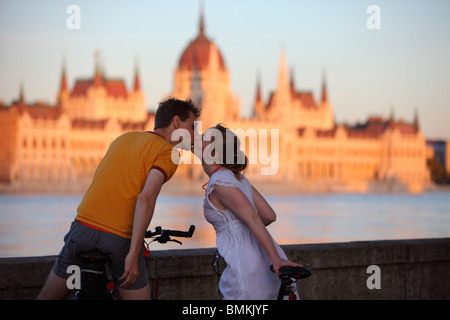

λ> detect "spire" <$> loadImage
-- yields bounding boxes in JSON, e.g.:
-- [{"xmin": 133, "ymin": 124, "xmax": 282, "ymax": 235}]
[
  {"xmin": 16, "ymin": 81, "xmax": 25, "ymax": 112},
  {"xmin": 94, "ymin": 50, "xmax": 102, "ymax": 87},
  {"xmin": 60, "ymin": 56, "xmax": 68, "ymax": 93},
  {"xmin": 255, "ymin": 71, "xmax": 262, "ymax": 104},
  {"xmin": 289, "ymin": 67, "xmax": 296, "ymax": 96},
  {"xmin": 413, "ymin": 107, "xmax": 419, "ymax": 129},
  {"xmin": 253, "ymin": 71, "xmax": 264, "ymax": 119},
  {"xmin": 133, "ymin": 55, "xmax": 141, "ymax": 92},
  {"xmin": 321, "ymin": 70, "xmax": 328, "ymax": 103},
  {"xmin": 199, "ymin": 1, "xmax": 205, "ymax": 35},
  {"xmin": 389, "ymin": 105, "xmax": 395, "ymax": 122},
  {"xmin": 19, "ymin": 81, "xmax": 25, "ymax": 105},
  {"xmin": 57, "ymin": 56, "xmax": 69, "ymax": 106},
  {"xmin": 387, "ymin": 105, "xmax": 396, "ymax": 129}
]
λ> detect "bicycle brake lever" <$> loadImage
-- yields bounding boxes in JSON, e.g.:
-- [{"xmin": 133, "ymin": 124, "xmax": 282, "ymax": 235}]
[{"xmin": 169, "ymin": 239, "xmax": 183, "ymax": 245}]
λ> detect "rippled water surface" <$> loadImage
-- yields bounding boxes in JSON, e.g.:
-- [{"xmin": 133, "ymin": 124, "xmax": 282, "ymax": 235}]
[{"xmin": 1, "ymin": 192, "xmax": 449, "ymax": 257}]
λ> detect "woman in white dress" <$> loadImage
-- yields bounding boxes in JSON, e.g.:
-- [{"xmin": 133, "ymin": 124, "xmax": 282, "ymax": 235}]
[{"xmin": 193, "ymin": 124, "xmax": 302, "ymax": 300}]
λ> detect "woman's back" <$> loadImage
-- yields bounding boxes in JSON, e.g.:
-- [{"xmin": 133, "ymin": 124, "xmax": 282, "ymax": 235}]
[{"xmin": 203, "ymin": 169, "xmax": 291, "ymax": 299}]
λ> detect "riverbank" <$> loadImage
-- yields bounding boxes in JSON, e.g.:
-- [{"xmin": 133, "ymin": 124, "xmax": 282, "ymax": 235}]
[
  {"xmin": 2, "ymin": 179, "xmax": 450, "ymax": 196},
  {"xmin": 159, "ymin": 178, "xmax": 450, "ymax": 196}
]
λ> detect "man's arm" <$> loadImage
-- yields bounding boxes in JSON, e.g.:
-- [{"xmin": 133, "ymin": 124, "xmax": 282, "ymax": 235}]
[{"xmin": 119, "ymin": 168, "xmax": 165, "ymax": 289}]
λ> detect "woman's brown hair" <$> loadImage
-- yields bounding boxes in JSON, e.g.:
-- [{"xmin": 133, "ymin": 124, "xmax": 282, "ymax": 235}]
[{"xmin": 214, "ymin": 123, "xmax": 248, "ymax": 180}]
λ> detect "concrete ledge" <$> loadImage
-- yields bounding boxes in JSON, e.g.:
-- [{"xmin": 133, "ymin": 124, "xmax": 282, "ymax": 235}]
[{"xmin": 1, "ymin": 238, "xmax": 449, "ymax": 300}]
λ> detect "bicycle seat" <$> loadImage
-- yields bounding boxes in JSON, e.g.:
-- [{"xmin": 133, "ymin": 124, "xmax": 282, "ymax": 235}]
[
  {"xmin": 279, "ymin": 266, "xmax": 312, "ymax": 280},
  {"xmin": 79, "ymin": 250, "xmax": 110, "ymax": 263}
]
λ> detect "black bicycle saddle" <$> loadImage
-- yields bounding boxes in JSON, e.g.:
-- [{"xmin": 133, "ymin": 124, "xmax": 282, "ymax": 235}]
[
  {"xmin": 270, "ymin": 265, "xmax": 312, "ymax": 279},
  {"xmin": 279, "ymin": 266, "xmax": 312, "ymax": 279}
]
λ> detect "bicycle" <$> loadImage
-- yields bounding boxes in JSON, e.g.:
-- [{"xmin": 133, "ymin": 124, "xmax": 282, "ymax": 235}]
[{"xmin": 72, "ymin": 225, "xmax": 195, "ymax": 300}]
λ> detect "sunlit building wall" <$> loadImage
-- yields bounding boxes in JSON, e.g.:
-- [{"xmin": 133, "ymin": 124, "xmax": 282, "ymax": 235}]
[
  {"xmin": 0, "ymin": 59, "xmax": 154, "ymax": 192},
  {"xmin": 170, "ymin": 13, "xmax": 430, "ymax": 193},
  {"xmin": 0, "ymin": 13, "xmax": 431, "ymax": 193}
]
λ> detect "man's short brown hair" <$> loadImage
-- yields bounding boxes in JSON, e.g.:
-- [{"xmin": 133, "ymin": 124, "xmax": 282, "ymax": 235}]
[{"xmin": 154, "ymin": 98, "xmax": 200, "ymax": 130}]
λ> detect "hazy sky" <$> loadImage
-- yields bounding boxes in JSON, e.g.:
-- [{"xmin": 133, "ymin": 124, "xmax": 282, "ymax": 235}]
[{"xmin": 1, "ymin": 0, "xmax": 449, "ymax": 139}]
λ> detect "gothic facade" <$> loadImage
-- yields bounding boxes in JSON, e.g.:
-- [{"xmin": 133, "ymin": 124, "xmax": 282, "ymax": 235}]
[
  {"xmin": 0, "ymin": 59, "xmax": 154, "ymax": 193},
  {"xmin": 168, "ymin": 13, "xmax": 430, "ymax": 193},
  {"xmin": 0, "ymin": 13, "xmax": 430, "ymax": 193}
]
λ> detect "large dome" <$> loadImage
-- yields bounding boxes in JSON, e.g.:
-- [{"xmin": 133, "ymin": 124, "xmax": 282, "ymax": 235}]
[{"xmin": 178, "ymin": 14, "xmax": 226, "ymax": 72}]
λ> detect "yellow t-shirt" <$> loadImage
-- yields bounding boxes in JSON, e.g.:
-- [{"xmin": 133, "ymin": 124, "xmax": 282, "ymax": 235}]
[{"xmin": 75, "ymin": 131, "xmax": 178, "ymax": 239}]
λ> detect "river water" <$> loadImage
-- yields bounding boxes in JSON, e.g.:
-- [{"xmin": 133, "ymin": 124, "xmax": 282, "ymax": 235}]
[{"xmin": 0, "ymin": 192, "xmax": 449, "ymax": 257}]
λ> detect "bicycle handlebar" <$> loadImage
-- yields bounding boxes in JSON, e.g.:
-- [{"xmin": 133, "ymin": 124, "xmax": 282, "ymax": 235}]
[{"xmin": 145, "ymin": 225, "xmax": 195, "ymax": 239}]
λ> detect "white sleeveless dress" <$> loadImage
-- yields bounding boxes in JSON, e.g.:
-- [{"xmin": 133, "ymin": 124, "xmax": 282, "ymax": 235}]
[{"xmin": 203, "ymin": 169, "xmax": 298, "ymax": 300}]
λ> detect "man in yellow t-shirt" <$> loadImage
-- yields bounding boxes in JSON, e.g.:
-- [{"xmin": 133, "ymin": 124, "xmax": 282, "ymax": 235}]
[
  {"xmin": 38, "ymin": 98, "xmax": 200, "ymax": 300},
  {"xmin": 75, "ymin": 130, "xmax": 179, "ymax": 239}
]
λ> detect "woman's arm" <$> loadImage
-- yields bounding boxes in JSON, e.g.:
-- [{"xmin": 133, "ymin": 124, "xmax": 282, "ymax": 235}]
[
  {"xmin": 211, "ymin": 185, "xmax": 301, "ymax": 275},
  {"xmin": 252, "ymin": 186, "xmax": 276, "ymax": 226}
]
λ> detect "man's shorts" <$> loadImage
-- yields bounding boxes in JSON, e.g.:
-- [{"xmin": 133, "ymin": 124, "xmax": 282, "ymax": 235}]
[{"xmin": 52, "ymin": 220, "xmax": 148, "ymax": 290}]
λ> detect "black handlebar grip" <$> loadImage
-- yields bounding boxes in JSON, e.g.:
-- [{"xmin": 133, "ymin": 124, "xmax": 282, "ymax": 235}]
[
  {"xmin": 165, "ymin": 225, "xmax": 196, "ymax": 238},
  {"xmin": 188, "ymin": 225, "xmax": 195, "ymax": 237},
  {"xmin": 144, "ymin": 230, "xmax": 153, "ymax": 238}
]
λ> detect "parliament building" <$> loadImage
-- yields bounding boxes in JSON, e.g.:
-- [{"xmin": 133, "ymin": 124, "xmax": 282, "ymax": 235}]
[{"xmin": 0, "ymin": 13, "xmax": 430, "ymax": 193}]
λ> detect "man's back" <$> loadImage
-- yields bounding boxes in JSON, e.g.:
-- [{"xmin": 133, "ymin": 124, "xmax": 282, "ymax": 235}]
[{"xmin": 76, "ymin": 131, "xmax": 177, "ymax": 238}]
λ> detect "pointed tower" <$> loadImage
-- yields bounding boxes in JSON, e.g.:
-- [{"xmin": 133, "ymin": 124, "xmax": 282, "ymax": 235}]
[
  {"xmin": 171, "ymin": 2, "xmax": 239, "ymax": 128},
  {"xmin": 321, "ymin": 70, "xmax": 328, "ymax": 104},
  {"xmin": 277, "ymin": 46, "xmax": 289, "ymax": 93},
  {"xmin": 199, "ymin": 1, "xmax": 205, "ymax": 35},
  {"xmin": 389, "ymin": 105, "xmax": 395, "ymax": 122},
  {"xmin": 413, "ymin": 107, "xmax": 419, "ymax": 132},
  {"xmin": 319, "ymin": 69, "xmax": 334, "ymax": 128},
  {"xmin": 18, "ymin": 81, "xmax": 25, "ymax": 105},
  {"xmin": 17, "ymin": 81, "xmax": 26, "ymax": 113},
  {"xmin": 289, "ymin": 67, "xmax": 296, "ymax": 97},
  {"xmin": 253, "ymin": 71, "xmax": 265, "ymax": 120},
  {"xmin": 60, "ymin": 58, "xmax": 68, "ymax": 94},
  {"xmin": 128, "ymin": 55, "xmax": 146, "ymax": 122},
  {"xmin": 57, "ymin": 56, "xmax": 69, "ymax": 105},
  {"xmin": 133, "ymin": 57, "xmax": 141, "ymax": 92},
  {"xmin": 93, "ymin": 51, "xmax": 103, "ymax": 87},
  {"xmin": 266, "ymin": 46, "xmax": 292, "ymax": 122},
  {"xmin": 256, "ymin": 72, "xmax": 262, "ymax": 105}
]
